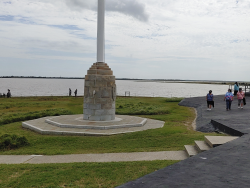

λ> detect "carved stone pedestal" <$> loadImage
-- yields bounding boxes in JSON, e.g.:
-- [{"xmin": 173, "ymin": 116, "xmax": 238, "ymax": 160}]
[{"xmin": 83, "ymin": 62, "xmax": 116, "ymax": 121}]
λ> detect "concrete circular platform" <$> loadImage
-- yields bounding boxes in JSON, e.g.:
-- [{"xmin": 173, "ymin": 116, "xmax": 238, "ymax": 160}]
[
  {"xmin": 45, "ymin": 115, "xmax": 147, "ymax": 130},
  {"xmin": 22, "ymin": 115, "xmax": 165, "ymax": 136}
]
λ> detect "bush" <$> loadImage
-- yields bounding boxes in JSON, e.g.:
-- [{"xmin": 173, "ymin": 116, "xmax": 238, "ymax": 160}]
[{"xmin": 0, "ymin": 134, "xmax": 29, "ymax": 150}]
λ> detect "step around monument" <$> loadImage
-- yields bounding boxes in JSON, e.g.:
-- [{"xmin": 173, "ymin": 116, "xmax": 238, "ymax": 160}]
[
  {"xmin": 184, "ymin": 145, "xmax": 199, "ymax": 157},
  {"xmin": 22, "ymin": 114, "xmax": 165, "ymax": 136},
  {"xmin": 194, "ymin": 140, "xmax": 211, "ymax": 153},
  {"xmin": 45, "ymin": 116, "xmax": 147, "ymax": 130},
  {"xmin": 204, "ymin": 136, "xmax": 239, "ymax": 148}
]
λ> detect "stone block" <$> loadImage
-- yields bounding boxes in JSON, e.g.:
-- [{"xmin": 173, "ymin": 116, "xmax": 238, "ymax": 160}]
[
  {"xmin": 112, "ymin": 86, "xmax": 116, "ymax": 101},
  {"xmin": 107, "ymin": 109, "xmax": 115, "ymax": 115},
  {"xmin": 94, "ymin": 80, "xmax": 108, "ymax": 87},
  {"xmin": 101, "ymin": 103, "xmax": 112, "ymax": 109},
  {"xmin": 96, "ymin": 70, "xmax": 113, "ymax": 75},
  {"xmin": 96, "ymin": 76, "xmax": 106, "ymax": 81},
  {"xmin": 101, "ymin": 88, "xmax": 112, "ymax": 98},
  {"xmin": 94, "ymin": 75, "xmax": 114, "ymax": 81},
  {"xmin": 85, "ymin": 80, "xmax": 95, "ymax": 87},
  {"xmin": 95, "ymin": 110, "xmax": 105, "ymax": 116},
  {"xmin": 89, "ymin": 67, "xmax": 97, "ymax": 70},
  {"xmin": 84, "ymin": 98, "xmax": 94, "ymax": 104},
  {"xmin": 97, "ymin": 66, "xmax": 111, "ymax": 70},
  {"xmin": 89, "ymin": 104, "xmax": 101, "ymax": 110},
  {"xmin": 111, "ymin": 114, "xmax": 116, "ymax": 120},
  {"xmin": 91, "ymin": 87, "xmax": 100, "ymax": 93},
  {"xmin": 85, "ymin": 87, "xmax": 100, "ymax": 98},
  {"xmin": 85, "ymin": 75, "xmax": 97, "ymax": 81},
  {"xmin": 107, "ymin": 81, "xmax": 116, "ymax": 87},
  {"xmin": 94, "ymin": 90, "xmax": 102, "ymax": 98},
  {"xmin": 108, "ymin": 76, "xmax": 116, "ymax": 81},
  {"xmin": 100, "ymin": 115, "xmax": 112, "ymax": 121},
  {"xmin": 89, "ymin": 116, "xmax": 101, "ymax": 121},
  {"xmin": 88, "ymin": 69, "xmax": 113, "ymax": 75},
  {"xmin": 87, "ymin": 70, "xmax": 98, "ymax": 75},
  {"xmin": 95, "ymin": 98, "xmax": 113, "ymax": 104},
  {"xmin": 83, "ymin": 114, "xmax": 91, "ymax": 120},
  {"xmin": 84, "ymin": 87, "xmax": 89, "ymax": 98},
  {"xmin": 84, "ymin": 109, "xmax": 95, "ymax": 115}
]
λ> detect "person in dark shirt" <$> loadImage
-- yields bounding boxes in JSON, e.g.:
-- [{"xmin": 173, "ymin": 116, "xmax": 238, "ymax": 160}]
[
  {"xmin": 206, "ymin": 90, "xmax": 214, "ymax": 110},
  {"xmin": 69, "ymin": 88, "xmax": 72, "ymax": 96},
  {"xmin": 7, "ymin": 89, "xmax": 11, "ymax": 98}
]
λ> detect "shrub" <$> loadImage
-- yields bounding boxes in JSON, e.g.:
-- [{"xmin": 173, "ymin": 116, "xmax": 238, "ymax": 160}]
[{"xmin": 0, "ymin": 134, "xmax": 29, "ymax": 150}]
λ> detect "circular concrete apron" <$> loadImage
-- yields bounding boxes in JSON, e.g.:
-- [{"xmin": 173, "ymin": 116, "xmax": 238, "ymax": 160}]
[{"xmin": 22, "ymin": 115, "xmax": 165, "ymax": 136}]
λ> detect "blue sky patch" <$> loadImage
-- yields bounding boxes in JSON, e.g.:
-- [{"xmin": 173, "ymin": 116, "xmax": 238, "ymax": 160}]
[
  {"xmin": 0, "ymin": 15, "xmax": 14, "ymax": 21},
  {"xmin": 73, "ymin": 33, "xmax": 96, "ymax": 40},
  {"xmin": 51, "ymin": 25, "xmax": 83, "ymax": 31},
  {"xmin": 17, "ymin": 17, "xmax": 35, "ymax": 24}
]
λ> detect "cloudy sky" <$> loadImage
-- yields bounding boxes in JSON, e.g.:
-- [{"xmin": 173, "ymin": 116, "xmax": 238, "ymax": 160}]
[{"xmin": 0, "ymin": 0, "xmax": 249, "ymax": 81}]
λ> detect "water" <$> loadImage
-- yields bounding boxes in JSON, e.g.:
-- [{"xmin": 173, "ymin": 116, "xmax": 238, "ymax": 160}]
[{"xmin": 0, "ymin": 78, "xmax": 230, "ymax": 98}]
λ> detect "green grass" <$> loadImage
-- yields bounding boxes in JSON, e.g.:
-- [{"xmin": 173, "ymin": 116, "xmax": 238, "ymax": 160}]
[
  {"xmin": 0, "ymin": 160, "xmax": 177, "ymax": 187},
  {"xmin": 0, "ymin": 96, "xmax": 219, "ymax": 155},
  {"xmin": 0, "ymin": 96, "xmax": 75, "ymax": 126},
  {"xmin": 0, "ymin": 96, "xmax": 220, "ymax": 187}
]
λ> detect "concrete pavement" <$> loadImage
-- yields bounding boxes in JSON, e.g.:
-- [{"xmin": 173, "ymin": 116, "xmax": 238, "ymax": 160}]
[{"xmin": 0, "ymin": 151, "xmax": 188, "ymax": 164}]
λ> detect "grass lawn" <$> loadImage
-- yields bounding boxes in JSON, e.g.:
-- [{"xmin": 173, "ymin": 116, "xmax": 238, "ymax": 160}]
[
  {"xmin": 0, "ymin": 96, "xmax": 219, "ymax": 187},
  {"xmin": 0, "ymin": 161, "xmax": 177, "ymax": 187},
  {"xmin": 0, "ymin": 96, "xmax": 219, "ymax": 155}
]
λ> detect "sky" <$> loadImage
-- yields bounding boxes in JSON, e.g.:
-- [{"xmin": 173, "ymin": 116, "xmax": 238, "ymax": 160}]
[{"xmin": 0, "ymin": 0, "xmax": 250, "ymax": 81}]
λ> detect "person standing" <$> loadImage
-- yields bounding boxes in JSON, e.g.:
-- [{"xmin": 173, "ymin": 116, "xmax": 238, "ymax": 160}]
[
  {"xmin": 206, "ymin": 90, "xmax": 214, "ymax": 110},
  {"xmin": 74, "ymin": 89, "xmax": 77, "ymax": 97},
  {"xmin": 69, "ymin": 88, "xmax": 72, "ymax": 96},
  {"xmin": 237, "ymin": 88, "xmax": 245, "ymax": 109},
  {"xmin": 7, "ymin": 89, "xmax": 11, "ymax": 98},
  {"xmin": 234, "ymin": 82, "xmax": 239, "ymax": 96},
  {"xmin": 224, "ymin": 89, "xmax": 234, "ymax": 111}
]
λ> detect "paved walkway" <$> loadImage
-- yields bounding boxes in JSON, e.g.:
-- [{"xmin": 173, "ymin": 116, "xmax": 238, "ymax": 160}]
[
  {"xmin": 118, "ymin": 95, "xmax": 250, "ymax": 188},
  {"xmin": 0, "ymin": 151, "xmax": 187, "ymax": 164}
]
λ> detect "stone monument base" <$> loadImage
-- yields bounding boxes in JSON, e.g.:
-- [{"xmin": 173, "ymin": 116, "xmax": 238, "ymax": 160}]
[{"xmin": 22, "ymin": 115, "xmax": 164, "ymax": 136}]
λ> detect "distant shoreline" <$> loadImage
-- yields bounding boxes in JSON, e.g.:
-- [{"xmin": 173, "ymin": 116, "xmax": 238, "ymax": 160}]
[
  {"xmin": 0, "ymin": 76, "xmax": 142, "ymax": 81},
  {"xmin": 0, "ymin": 76, "xmax": 249, "ymax": 85}
]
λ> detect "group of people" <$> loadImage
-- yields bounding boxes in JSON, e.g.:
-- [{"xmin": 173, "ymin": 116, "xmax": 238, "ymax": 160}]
[
  {"xmin": 0, "ymin": 89, "xmax": 11, "ymax": 98},
  {"xmin": 206, "ymin": 82, "xmax": 246, "ymax": 111},
  {"xmin": 69, "ymin": 88, "xmax": 77, "ymax": 97}
]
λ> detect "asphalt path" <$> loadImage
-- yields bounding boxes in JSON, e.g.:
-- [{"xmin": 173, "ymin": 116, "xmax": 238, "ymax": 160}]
[{"xmin": 118, "ymin": 95, "xmax": 250, "ymax": 188}]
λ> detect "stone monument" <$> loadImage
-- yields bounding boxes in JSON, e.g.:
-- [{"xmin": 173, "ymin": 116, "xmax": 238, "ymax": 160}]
[
  {"xmin": 83, "ymin": 0, "xmax": 116, "ymax": 121},
  {"xmin": 22, "ymin": 0, "xmax": 164, "ymax": 136}
]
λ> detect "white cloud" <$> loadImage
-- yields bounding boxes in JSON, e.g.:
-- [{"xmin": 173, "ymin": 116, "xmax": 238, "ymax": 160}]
[
  {"xmin": 0, "ymin": 0, "xmax": 250, "ymax": 80},
  {"xmin": 64, "ymin": 0, "xmax": 149, "ymax": 22}
]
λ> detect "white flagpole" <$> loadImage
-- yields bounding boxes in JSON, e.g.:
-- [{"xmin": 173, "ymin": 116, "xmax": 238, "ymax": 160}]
[{"xmin": 97, "ymin": 0, "xmax": 105, "ymax": 63}]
